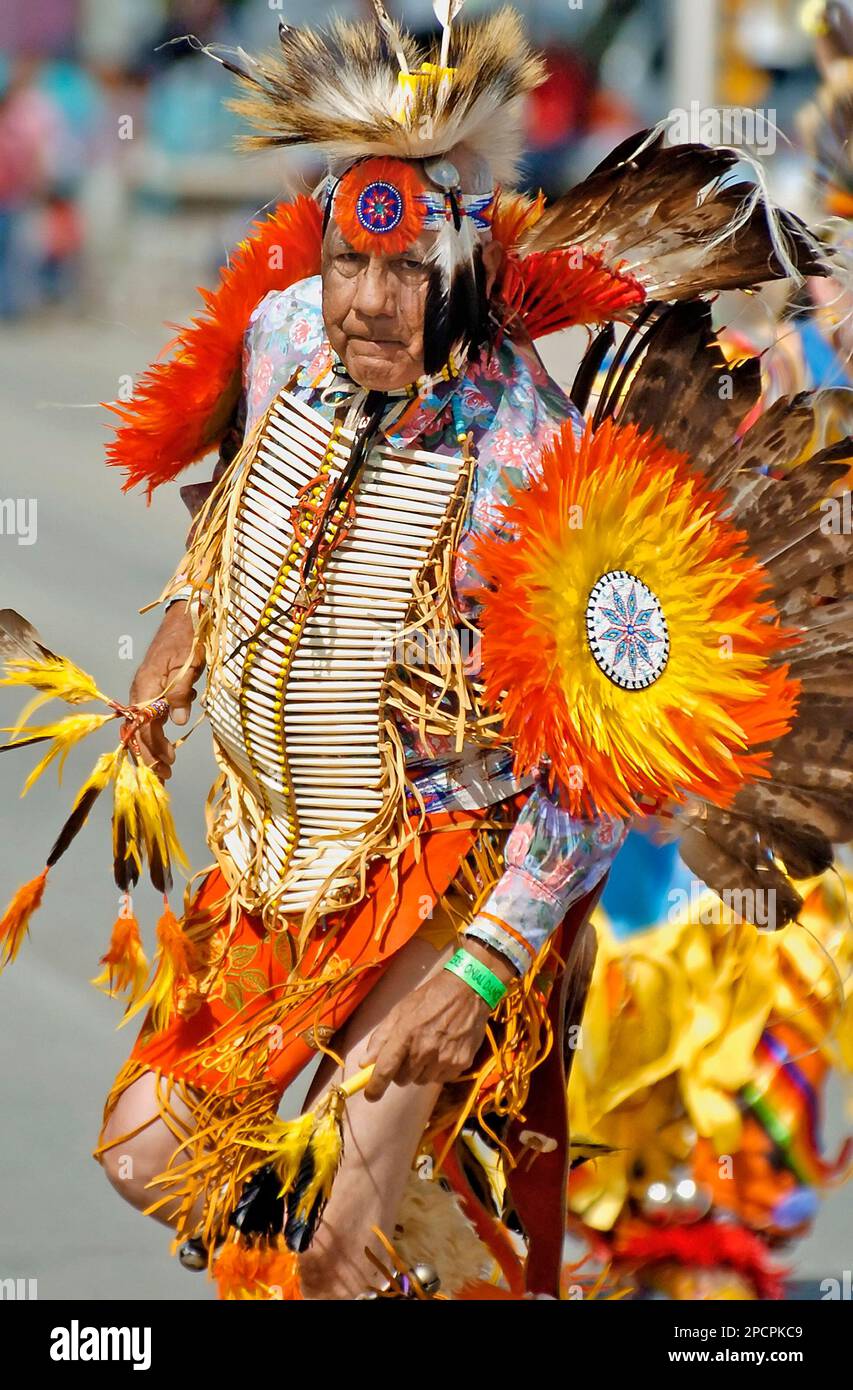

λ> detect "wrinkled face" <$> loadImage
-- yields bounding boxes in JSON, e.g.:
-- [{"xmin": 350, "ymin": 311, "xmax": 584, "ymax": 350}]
[{"xmin": 321, "ymin": 219, "xmax": 436, "ymax": 390}]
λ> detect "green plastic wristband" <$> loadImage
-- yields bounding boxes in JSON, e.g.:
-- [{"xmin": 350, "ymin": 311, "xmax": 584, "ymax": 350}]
[{"xmin": 443, "ymin": 947, "xmax": 507, "ymax": 1011}]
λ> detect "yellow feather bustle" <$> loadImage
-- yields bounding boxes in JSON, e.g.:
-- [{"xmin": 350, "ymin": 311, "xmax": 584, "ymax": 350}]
[{"xmin": 472, "ymin": 417, "xmax": 799, "ymax": 818}]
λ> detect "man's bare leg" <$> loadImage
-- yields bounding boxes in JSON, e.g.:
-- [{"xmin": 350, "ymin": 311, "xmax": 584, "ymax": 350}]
[
  {"xmin": 296, "ymin": 930, "xmax": 458, "ymax": 1300},
  {"xmin": 98, "ymin": 928, "xmax": 458, "ymax": 1295},
  {"xmin": 97, "ymin": 1071, "xmax": 208, "ymax": 1231}
]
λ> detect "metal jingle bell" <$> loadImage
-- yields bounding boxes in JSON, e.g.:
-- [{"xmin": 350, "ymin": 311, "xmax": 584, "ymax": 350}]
[
  {"xmin": 178, "ymin": 1237, "xmax": 208, "ymax": 1271},
  {"xmin": 408, "ymin": 1262, "xmax": 441, "ymax": 1296}
]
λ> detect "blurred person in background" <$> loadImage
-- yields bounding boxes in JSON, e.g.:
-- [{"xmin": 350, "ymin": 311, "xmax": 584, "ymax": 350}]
[{"xmin": 0, "ymin": 56, "xmax": 66, "ymax": 316}]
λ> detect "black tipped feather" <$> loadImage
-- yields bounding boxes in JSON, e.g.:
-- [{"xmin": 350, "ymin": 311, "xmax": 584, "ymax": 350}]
[
  {"xmin": 0, "ymin": 609, "xmax": 57, "ymax": 664},
  {"xmin": 147, "ymin": 839, "xmax": 172, "ymax": 896},
  {"xmin": 228, "ymin": 1164, "xmax": 285, "ymax": 1239},
  {"xmin": 46, "ymin": 785, "xmax": 104, "ymax": 867},
  {"xmin": 284, "ymin": 1146, "xmax": 326, "ymax": 1253}
]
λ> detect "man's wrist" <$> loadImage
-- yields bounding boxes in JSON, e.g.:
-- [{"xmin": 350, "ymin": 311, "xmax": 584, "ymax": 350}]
[
  {"xmin": 456, "ymin": 933, "xmax": 520, "ymax": 988},
  {"xmin": 462, "ymin": 916, "xmax": 531, "ymax": 979},
  {"xmin": 443, "ymin": 947, "xmax": 509, "ymax": 1010}
]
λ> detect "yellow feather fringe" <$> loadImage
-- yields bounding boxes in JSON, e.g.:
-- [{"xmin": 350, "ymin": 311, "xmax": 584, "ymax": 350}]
[
  {"xmin": 1, "ymin": 654, "xmax": 108, "ymax": 732},
  {"xmin": 3, "ymin": 713, "xmax": 115, "ymax": 795}
]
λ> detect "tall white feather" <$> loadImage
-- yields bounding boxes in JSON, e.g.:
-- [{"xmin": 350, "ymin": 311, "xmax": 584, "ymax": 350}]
[
  {"xmin": 372, "ymin": 0, "xmax": 410, "ymax": 75},
  {"xmin": 434, "ymin": 0, "xmax": 466, "ymax": 69}
]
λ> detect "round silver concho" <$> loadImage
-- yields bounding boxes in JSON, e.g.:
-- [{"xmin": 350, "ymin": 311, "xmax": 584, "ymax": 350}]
[{"xmin": 585, "ymin": 570, "xmax": 670, "ymax": 691}]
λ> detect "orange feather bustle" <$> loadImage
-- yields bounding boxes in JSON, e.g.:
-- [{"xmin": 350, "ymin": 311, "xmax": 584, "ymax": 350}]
[
  {"xmin": 490, "ymin": 186, "xmax": 645, "ymax": 337},
  {"xmin": 104, "ymin": 196, "xmax": 323, "ymax": 499},
  {"xmin": 332, "ymin": 156, "xmax": 429, "ymax": 256},
  {"xmin": 0, "ymin": 868, "xmax": 49, "ymax": 968},
  {"xmin": 91, "ymin": 899, "xmax": 149, "ymax": 1006},
  {"xmin": 471, "ymin": 416, "xmax": 800, "ymax": 818}
]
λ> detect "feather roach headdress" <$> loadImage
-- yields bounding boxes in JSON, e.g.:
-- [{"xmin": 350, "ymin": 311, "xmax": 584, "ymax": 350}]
[{"xmin": 224, "ymin": 3, "xmax": 544, "ymax": 186}]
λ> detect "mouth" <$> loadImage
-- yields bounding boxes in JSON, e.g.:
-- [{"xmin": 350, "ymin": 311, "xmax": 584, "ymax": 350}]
[{"xmin": 349, "ymin": 337, "xmax": 402, "ymax": 349}]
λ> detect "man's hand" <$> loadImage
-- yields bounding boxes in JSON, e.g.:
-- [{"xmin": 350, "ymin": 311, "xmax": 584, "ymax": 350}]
[
  {"xmin": 359, "ymin": 937, "xmax": 518, "ymax": 1102},
  {"xmin": 129, "ymin": 601, "xmax": 205, "ymax": 782}
]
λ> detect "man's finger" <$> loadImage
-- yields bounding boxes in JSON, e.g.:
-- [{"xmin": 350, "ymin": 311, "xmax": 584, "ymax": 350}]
[
  {"xmin": 166, "ymin": 676, "xmax": 198, "ymax": 723},
  {"xmin": 364, "ymin": 1041, "xmax": 409, "ymax": 1102},
  {"xmin": 138, "ymin": 722, "xmax": 175, "ymax": 766},
  {"xmin": 358, "ymin": 1024, "xmax": 388, "ymax": 1070},
  {"xmin": 135, "ymin": 725, "xmax": 175, "ymax": 783}
]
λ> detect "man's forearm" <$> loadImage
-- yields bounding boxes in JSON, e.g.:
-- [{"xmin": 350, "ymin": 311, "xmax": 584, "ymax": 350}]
[{"xmin": 461, "ymin": 790, "xmax": 627, "ymax": 978}]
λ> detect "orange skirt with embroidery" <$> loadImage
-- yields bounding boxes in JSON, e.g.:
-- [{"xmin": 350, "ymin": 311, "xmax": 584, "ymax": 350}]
[
  {"xmin": 126, "ymin": 803, "xmax": 508, "ymax": 1096},
  {"xmin": 92, "ymin": 795, "xmax": 537, "ymax": 1250}
]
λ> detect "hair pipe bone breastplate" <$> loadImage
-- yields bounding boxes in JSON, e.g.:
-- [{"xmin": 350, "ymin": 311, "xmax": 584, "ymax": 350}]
[{"xmin": 204, "ymin": 386, "xmax": 470, "ymax": 924}]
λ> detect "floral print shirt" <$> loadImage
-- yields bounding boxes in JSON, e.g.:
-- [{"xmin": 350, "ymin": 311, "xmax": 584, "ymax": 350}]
[{"xmin": 183, "ymin": 274, "xmax": 626, "ymax": 971}]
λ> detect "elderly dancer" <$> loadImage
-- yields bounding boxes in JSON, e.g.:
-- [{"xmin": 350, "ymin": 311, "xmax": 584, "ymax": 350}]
[{"xmin": 94, "ymin": 22, "xmax": 624, "ymax": 1299}]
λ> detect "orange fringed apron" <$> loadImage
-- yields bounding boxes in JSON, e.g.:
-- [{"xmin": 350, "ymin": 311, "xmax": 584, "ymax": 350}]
[{"xmin": 93, "ymin": 795, "xmax": 530, "ymax": 1251}]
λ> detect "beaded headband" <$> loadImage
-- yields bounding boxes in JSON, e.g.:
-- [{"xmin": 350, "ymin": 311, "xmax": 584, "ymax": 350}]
[{"xmin": 323, "ymin": 156, "xmax": 495, "ymax": 256}]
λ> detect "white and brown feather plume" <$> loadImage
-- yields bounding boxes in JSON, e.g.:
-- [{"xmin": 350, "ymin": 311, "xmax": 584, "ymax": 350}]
[
  {"xmin": 224, "ymin": 6, "xmax": 546, "ymax": 188},
  {"xmin": 520, "ymin": 130, "xmax": 830, "ymax": 300}
]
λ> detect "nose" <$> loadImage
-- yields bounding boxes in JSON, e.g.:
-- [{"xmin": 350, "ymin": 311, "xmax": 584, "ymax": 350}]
[{"xmin": 350, "ymin": 258, "xmax": 395, "ymax": 318}]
